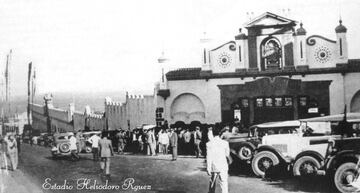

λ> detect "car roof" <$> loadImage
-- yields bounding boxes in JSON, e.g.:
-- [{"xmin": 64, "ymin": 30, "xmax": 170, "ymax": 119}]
[
  {"xmin": 300, "ymin": 113, "xmax": 360, "ymax": 123},
  {"xmin": 82, "ymin": 131, "xmax": 101, "ymax": 134},
  {"xmin": 250, "ymin": 120, "xmax": 300, "ymax": 129}
]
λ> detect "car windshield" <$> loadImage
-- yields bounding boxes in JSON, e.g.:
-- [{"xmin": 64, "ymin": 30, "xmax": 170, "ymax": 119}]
[{"xmin": 249, "ymin": 127, "xmax": 296, "ymax": 138}]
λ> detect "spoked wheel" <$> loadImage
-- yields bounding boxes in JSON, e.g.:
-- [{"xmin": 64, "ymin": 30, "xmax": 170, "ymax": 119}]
[
  {"xmin": 251, "ymin": 151, "xmax": 279, "ymax": 177},
  {"xmin": 293, "ymin": 156, "xmax": 321, "ymax": 177},
  {"xmin": 334, "ymin": 162, "xmax": 359, "ymax": 193}
]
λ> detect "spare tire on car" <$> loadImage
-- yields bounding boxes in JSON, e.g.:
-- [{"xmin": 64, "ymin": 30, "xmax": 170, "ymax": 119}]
[{"xmin": 59, "ymin": 143, "xmax": 71, "ymax": 153}]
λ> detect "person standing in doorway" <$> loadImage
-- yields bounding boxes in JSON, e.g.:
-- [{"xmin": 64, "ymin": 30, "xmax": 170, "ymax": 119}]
[
  {"xmin": 206, "ymin": 124, "xmax": 230, "ymax": 193},
  {"xmin": 99, "ymin": 132, "xmax": 114, "ymax": 179},
  {"xmin": 183, "ymin": 129, "xmax": 191, "ymax": 155},
  {"xmin": 88, "ymin": 133, "xmax": 101, "ymax": 161},
  {"xmin": 194, "ymin": 126, "xmax": 202, "ymax": 158},
  {"xmin": 169, "ymin": 128, "xmax": 178, "ymax": 161}
]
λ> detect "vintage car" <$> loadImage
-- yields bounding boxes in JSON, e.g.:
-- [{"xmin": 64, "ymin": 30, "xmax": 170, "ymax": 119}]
[
  {"xmin": 51, "ymin": 132, "xmax": 74, "ymax": 157},
  {"xmin": 81, "ymin": 131, "xmax": 101, "ymax": 153},
  {"xmin": 228, "ymin": 120, "xmax": 299, "ymax": 162},
  {"xmin": 320, "ymin": 136, "xmax": 360, "ymax": 193},
  {"xmin": 37, "ymin": 133, "xmax": 53, "ymax": 147},
  {"xmin": 251, "ymin": 113, "xmax": 360, "ymax": 177}
]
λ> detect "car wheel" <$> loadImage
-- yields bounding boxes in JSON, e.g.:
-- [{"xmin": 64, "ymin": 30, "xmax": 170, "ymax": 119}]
[
  {"xmin": 293, "ymin": 156, "xmax": 321, "ymax": 176},
  {"xmin": 238, "ymin": 145, "xmax": 254, "ymax": 160},
  {"xmin": 59, "ymin": 143, "xmax": 71, "ymax": 153},
  {"xmin": 40, "ymin": 141, "xmax": 45, "ymax": 146},
  {"xmin": 251, "ymin": 151, "xmax": 280, "ymax": 177},
  {"xmin": 85, "ymin": 146, "xmax": 92, "ymax": 153},
  {"xmin": 334, "ymin": 162, "xmax": 358, "ymax": 193}
]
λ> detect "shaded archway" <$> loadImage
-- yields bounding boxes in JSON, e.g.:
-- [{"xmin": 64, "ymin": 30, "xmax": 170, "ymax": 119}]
[
  {"xmin": 170, "ymin": 93, "xmax": 206, "ymax": 124},
  {"xmin": 351, "ymin": 90, "xmax": 360, "ymax": 112}
]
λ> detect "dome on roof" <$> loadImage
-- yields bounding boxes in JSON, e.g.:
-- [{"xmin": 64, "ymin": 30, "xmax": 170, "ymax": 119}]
[
  {"xmin": 235, "ymin": 28, "xmax": 247, "ymax": 40},
  {"xmin": 296, "ymin": 23, "xmax": 306, "ymax": 35},
  {"xmin": 335, "ymin": 20, "xmax": 347, "ymax": 33}
]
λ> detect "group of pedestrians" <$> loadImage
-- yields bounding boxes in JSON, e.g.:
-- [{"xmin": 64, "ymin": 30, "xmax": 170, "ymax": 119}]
[
  {"xmin": 87, "ymin": 132, "xmax": 114, "ymax": 178},
  {"xmin": 0, "ymin": 133, "xmax": 19, "ymax": 171}
]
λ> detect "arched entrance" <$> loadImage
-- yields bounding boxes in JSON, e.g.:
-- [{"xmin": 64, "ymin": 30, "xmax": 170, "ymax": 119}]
[
  {"xmin": 351, "ymin": 90, "xmax": 360, "ymax": 112},
  {"xmin": 170, "ymin": 93, "xmax": 206, "ymax": 124}
]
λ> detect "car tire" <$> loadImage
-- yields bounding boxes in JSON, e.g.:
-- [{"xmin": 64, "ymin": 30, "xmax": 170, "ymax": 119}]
[
  {"xmin": 238, "ymin": 145, "xmax": 254, "ymax": 160},
  {"xmin": 293, "ymin": 156, "xmax": 321, "ymax": 176},
  {"xmin": 85, "ymin": 146, "xmax": 92, "ymax": 153},
  {"xmin": 334, "ymin": 162, "xmax": 358, "ymax": 193},
  {"xmin": 40, "ymin": 141, "xmax": 45, "ymax": 146},
  {"xmin": 251, "ymin": 151, "xmax": 280, "ymax": 177},
  {"xmin": 59, "ymin": 143, "xmax": 71, "ymax": 153}
]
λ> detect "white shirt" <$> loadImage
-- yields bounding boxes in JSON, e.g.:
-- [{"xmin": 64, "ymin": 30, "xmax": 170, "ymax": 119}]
[
  {"xmin": 159, "ymin": 132, "xmax": 169, "ymax": 145},
  {"xmin": 69, "ymin": 136, "xmax": 77, "ymax": 150},
  {"xmin": 206, "ymin": 136, "xmax": 230, "ymax": 172},
  {"xmin": 88, "ymin": 135, "xmax": 100, "ymax": 148}
]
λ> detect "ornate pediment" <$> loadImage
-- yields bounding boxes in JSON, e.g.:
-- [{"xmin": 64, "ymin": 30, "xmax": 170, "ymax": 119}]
[{"xmin": 245, "ymin": 12, "xmax": 297, "ymax": 29}]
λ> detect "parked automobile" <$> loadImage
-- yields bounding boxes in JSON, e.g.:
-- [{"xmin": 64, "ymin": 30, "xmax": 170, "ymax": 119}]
[
  {"xmin": 51, "ymin": 132, "xmax": 74, "ymax": 158},
  {"xmin": 81, "ymin": 131, "xmax": 101, "ymax": 153},
  {"xmin": 37, "ymin": 133, "xmax": 54, "ymax": 147},
  {"xmin": 319, "ymin": 136, "xmax": 360, "ymax": 193},
  {"xmin": 251, "ymin": 113, "xmax": 360, "ymax": 177},
  {"xmin": 228, "ymin": 120, "xmax": 299, "ymax": 162}
]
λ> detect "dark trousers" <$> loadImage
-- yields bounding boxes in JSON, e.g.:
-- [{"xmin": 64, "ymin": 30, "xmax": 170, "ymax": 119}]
[
  {"xmin": 172, "ymin": 146, "xmax": 177, "ymax": 160},
  {"xmin": 70, "ymin": 150, "xmax": 79, "ymax": 161},
  {"xmin": 195, "ymin": 142, "xmax": 202, "ymax": 158},
  {"xmin": 118, "ymin": 142, "xmax": 125, "ymax": 154},
  {"xmin": 92, "ymin": 147, "xmax": 99, "ymax": 161}
]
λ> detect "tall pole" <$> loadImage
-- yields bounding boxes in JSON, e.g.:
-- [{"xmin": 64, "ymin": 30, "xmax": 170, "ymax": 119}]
[{"xmin": 27, "ymin": 62, "xmax": 32, "ymax": 125}]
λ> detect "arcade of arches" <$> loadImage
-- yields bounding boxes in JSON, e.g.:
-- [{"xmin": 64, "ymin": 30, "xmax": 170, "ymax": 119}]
[
  {"xmin": 351, "ymin": 90, "xmax": 360, "ymax": 112},
  {"xmin": 170, "ymin": 93, "xmax": 206, "ymax": 124}
]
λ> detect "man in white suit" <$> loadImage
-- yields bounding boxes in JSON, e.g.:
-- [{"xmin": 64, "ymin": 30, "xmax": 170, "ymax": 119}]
[{"xmin": 206, "ymin": 123, "xmax": 230, "ymax": 193}]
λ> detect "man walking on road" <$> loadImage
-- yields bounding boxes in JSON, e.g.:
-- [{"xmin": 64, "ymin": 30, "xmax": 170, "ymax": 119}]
[
  {"xmin": 89, "ymin": 133, "xmax": 101, "ymax": 161},
  {"xmin": 206, "ymin": 124, "xmax": 230, "ymax": 193},
  {"xmin": 99, "ymin": 132, "xmax": 114, "ymax": 179},
  {"xmin": 169, "ymin": 128, "xmax": 178, "ymax": 161}
]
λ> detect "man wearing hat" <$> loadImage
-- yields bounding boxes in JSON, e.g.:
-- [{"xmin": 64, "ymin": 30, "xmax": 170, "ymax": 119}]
[{"xmin": 206, "ymin": 124, "xmax": 230, "ymax": 193}]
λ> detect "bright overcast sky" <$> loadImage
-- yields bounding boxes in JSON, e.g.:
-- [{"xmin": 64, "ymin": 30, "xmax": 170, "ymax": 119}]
[{"xmin": 0, "ymin": 0, "xmax": 359, "ymax": 96}]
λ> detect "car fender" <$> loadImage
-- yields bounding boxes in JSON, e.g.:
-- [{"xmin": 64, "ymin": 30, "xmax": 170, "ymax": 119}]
[
  {"xmin": 255, "ymin": 145, "xmax": 286, "ymax": 162},
  {"xmin": 230, "ymin": 141, "xmax": 256, "ymax": 151},
  {"xmin": 295, "ymin": 150, "xmax": 325, "ymax": 163},
  {"xmin": 326, "ymin": 150, "xmax": 360, "ymax": 171}
]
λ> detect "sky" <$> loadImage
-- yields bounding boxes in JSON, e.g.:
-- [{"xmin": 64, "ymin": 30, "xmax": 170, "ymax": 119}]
[{"xmin": 0, "ymin": 0, "xmax": 359, "ymax": 97}]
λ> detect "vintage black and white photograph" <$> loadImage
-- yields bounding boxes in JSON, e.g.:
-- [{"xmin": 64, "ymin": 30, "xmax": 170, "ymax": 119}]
[{"xmin": 1, "ymin": 0, "xmax": 360, "ymax": 192}]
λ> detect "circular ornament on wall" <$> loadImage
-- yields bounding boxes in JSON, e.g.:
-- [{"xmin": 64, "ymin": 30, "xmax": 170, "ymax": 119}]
[
  {"xmin": 314, "ymin": 46, "xmax": 332, "ymax": 63},
  {"xmin": 217, "ymin": 52, "xmax": 232, "ymax": 68}
]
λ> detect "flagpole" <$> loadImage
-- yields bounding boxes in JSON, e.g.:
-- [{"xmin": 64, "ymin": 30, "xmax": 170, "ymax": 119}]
[{"xmin": 27, "ymin": 62, "xmax": 32, "ymax": 125}]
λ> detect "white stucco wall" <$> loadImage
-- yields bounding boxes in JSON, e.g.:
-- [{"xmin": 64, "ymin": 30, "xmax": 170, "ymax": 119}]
[{"xmin": 165, "ymin": 72, "xmax": 356, "ymax": 124}]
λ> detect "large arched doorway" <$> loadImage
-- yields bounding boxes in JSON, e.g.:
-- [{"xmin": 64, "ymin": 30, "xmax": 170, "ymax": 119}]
[
  {"xmin": 170, "ymin": 93, "xmax": 206, "ymax": 124},
  {"xmin": 351, "ymin": 90, "xmax": 360, "ymax": 112}
]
